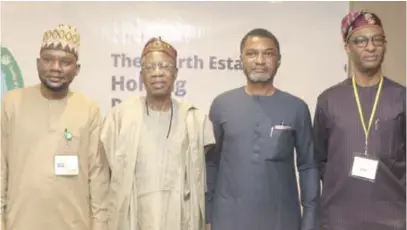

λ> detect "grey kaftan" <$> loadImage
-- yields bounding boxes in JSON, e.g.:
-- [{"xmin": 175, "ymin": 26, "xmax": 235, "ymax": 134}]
[{"xmin": 206, "ymin": 87, "xmax": 320, "ymax": 230}]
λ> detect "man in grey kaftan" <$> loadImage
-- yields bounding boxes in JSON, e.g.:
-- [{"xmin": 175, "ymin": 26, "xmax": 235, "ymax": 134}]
[{"xmin": 206, "ymin": 29, "xmax": 320, "ymax": 230}]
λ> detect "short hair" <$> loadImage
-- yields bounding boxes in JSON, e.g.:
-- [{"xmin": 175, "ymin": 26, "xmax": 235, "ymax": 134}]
[{"xmin": 240, "ymin": 28, "xmax": 280, "ymax": 54}]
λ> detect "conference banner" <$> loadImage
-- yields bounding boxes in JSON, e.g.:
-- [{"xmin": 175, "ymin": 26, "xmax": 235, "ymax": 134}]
[{"xmin": 1, "ymin": 1, "xmax": 348, "ymax": 115}]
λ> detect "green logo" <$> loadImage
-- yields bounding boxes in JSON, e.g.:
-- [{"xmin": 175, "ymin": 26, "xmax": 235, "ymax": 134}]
[{"xmin": 1, "ymin": 46, "xmax": 24, "ymax": 98}]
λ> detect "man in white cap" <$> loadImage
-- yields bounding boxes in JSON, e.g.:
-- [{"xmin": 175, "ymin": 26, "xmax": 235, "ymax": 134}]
[{"xmin": 1, "ymin": 24, "xmax": 110, "ymax": 230}]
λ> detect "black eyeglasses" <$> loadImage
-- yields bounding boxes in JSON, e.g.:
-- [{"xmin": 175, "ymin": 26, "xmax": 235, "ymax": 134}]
[
  {"xmin": 141, "ymin": 62, "xmax": 175, "ymax": 73},
  {"xmin": 348, "ymin": 35, "xmax": 386, "ymax": 48}
]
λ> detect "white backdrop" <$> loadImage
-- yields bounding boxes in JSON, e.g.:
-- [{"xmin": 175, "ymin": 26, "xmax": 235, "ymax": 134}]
[{"xmin": 1, "ymin": 1, "xmax": 349, "ymax": 115}]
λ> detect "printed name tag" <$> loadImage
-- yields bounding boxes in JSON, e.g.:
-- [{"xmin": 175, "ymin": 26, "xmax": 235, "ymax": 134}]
[
  {"xmin": 54, "ymin": 155, "xmax": 79, "ymax": 176},
  {"xmin": 350, "ymin": 155, "xmax": 379, "ymax": 182}
]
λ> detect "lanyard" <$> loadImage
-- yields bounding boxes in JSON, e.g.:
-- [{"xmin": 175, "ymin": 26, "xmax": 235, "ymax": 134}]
[{"xmin": 352, "ymin": 76, "xmax": 383, "ymax": 154}]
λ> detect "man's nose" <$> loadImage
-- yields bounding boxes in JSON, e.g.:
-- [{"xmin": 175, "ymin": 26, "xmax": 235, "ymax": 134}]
[
  {"xmin": 50, "ymin": 60, "xmax": 62, "ymax": 71},
  {"xmin": 255, "ymin": 54, "xmax": 266, "ymax": 64},
  {"xmin": 365, "ymin": 39, "xmax": 376, "ymax": 51},
  {"xmin": 150, "ymin": 67, "xmax": 165, "ymax": 78}
]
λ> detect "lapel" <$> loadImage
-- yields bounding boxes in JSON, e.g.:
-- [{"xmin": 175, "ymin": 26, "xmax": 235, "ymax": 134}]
[
  {"xmin": 116, "ymin": 97, "xmax": 144, "ymax": 220},
  {"xmin": 184, "ymin": 106, "xmax": 207, "ymax": 222}
]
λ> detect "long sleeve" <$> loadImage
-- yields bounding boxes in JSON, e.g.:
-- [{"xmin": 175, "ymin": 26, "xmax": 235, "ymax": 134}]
[
  {"xmin": 99, "ymin": 108, "xmax": 120, "ymax": 230},
  {"xmin": 294, "ymin": 102, "xmax": 320, "ymax": 230},
  {"xmin": 1, "ymin": 97, "xmax": 9, "ymax": 230},
  {"xmin": 313, "ymin": 97, "xmax": 330, "ymax": 181},
  {"xmin": 88, "ymin": 105, "xmax": 110, "ymax": 230},
  {"xmin": 400, "ymin": 97, "xmax": 406, "ymax": 188},
  {"xmin": 99, "ymin": 108, "xmax": 120, "ymax": 169},
  {"xmin": 205, "ymin": 98, "xmax": 223, "ymax": 224}
]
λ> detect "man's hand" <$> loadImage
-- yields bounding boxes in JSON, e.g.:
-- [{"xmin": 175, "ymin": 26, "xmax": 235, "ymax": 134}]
[{"xmin": 206, "ymin": 224, "xmax": 211, "ymax": 230}]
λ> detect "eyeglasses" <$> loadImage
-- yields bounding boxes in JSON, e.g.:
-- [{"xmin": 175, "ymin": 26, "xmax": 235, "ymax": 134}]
[
  {"xmin": 141, "ymin": 63, "xmax": 175, "ymax": 73},
  {"xmin": 348, "ymin": 35, "xmax": 386, "ymax": 48}
]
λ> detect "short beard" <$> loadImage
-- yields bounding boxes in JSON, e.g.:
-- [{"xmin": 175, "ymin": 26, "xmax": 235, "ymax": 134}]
[{"xmin": 244, "ymin": 69, "xmax": 274, "ymax": 84}]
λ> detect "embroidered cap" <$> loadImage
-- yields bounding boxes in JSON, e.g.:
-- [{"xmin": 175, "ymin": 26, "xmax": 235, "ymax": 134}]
[
  {"xmin": 40, "ymin": 24, "xmax": 80, "ymax": 59},
  {"xmin": 341, "ymin": 10, "xmax": 383, "ymax": 41},
  {"xmin": 141, "ymin": 37, "xmax": 177, "ymax": 60}
]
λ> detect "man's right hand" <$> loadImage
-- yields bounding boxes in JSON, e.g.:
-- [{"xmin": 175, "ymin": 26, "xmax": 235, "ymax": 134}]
[{"xmin": 206, "ymin": 224, "xmax": 211, "ymax": 230}]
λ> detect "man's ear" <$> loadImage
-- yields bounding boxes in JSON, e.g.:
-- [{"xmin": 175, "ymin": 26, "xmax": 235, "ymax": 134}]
[
  {"xmin": 344, "ymin": 43, "xmax": 351, "ymax": 55},
  {"xmin": 173, "ymin": 68, "xmax": 178, "ymax": 80},
  {"xmin": 36, "ymin": 58, "xmax": 40, "ymax": 70},
  {"xmin": 75, "ymin": 64, "xmax": 81, "ymax": 76}
]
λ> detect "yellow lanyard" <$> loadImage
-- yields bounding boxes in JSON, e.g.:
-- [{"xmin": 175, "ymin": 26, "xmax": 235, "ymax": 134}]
[{"xmin": 352, "ymin": 76, "xmax": 383, "ymax": 154}]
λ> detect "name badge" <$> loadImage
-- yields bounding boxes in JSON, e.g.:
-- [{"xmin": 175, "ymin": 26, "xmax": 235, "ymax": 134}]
[
  {"xmin": 54, "ymin": 155, "xmax": 79, "ymax": 176},
  {"xmin": 350, "ymin": 154, "xmax": 379, "ymax": 182}
]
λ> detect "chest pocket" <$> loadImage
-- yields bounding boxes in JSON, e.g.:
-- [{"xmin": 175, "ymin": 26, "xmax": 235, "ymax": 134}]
[
  {"xmin": 377, "ymin": 112, "xmax": 405, "ymax": 159},
  {"xmin": 264, "ymin": 125, "xmax": 295, "ymax": 161}
]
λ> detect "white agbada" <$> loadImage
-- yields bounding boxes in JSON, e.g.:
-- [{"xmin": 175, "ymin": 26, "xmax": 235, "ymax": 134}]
[{"xmin": 100, "ymin": 97, "xmax": 215, "ymax": 230}]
